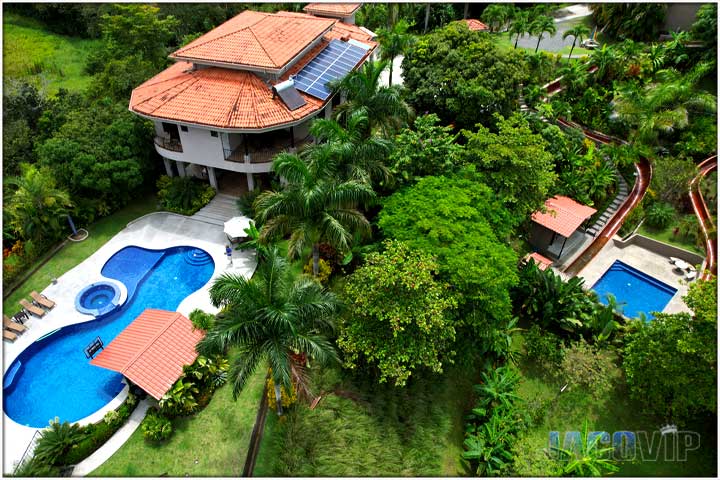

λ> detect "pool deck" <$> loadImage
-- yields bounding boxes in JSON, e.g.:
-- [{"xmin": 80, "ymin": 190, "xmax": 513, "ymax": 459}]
[
  {"xmin": 2, "ymin": 212, "xmax": 257, "ymax": 475},
  {"xmin": 576, "ymin": 237, "xmax": 692, "ymax": 316}
]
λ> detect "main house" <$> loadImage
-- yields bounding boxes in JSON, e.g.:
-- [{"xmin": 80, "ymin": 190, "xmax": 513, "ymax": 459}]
[{"xmin": 129, "ymin": 4, "xmax": 374, "ymax": 193}]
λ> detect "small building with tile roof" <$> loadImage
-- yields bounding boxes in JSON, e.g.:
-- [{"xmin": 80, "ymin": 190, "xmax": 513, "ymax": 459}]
[
  {"xmin": 303, "ymin": 3, "xmax": 361, "ymax": 24},
  {"xmin": 530, "ymin": 196, "xmax": 597, "ymax": 260},
  {"xmin": 90, "ymin": 309, "xmax": 204, "ymax": 400},
  {"xmin": 460, "ymin": 19, "xmax": 490, "ymax": 32},
  {"xmin": 129, "ymin": 7, "xmax": 375, "ymax": 194}
]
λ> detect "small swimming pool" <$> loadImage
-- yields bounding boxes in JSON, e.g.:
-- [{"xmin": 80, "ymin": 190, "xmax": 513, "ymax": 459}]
[
  {"xmin": 3, "ymin": 245, "xmax": 214, "ymax": 428},
  {"xmin": 75, "ymin": 281, "xmax": 122, "ymax": 316},
  {"xmin": 592, "ymin": 260, "xmax": 677, "ymax": 320}
]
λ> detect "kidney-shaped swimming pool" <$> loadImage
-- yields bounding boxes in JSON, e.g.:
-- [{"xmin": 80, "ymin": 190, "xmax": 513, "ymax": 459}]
[{"xmin": 3, "ymin": 246, "xmax": 214, "ymax": 428}]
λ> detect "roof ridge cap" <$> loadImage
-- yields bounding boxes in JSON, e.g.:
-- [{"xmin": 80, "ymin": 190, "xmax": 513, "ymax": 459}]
[
  {"xmin": 173, "ymin": 12, "xmax": 269, "ymax": 58},
  {"xmin": 248, "ymin": 24, "xmax": 277, "ymax": 67},
  {"xmin": 120, "ymin": 310, "xmax": 185, "ymax": 376}
]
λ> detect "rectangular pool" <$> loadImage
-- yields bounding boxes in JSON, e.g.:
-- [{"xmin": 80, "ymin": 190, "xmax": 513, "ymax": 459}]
[{"xmin": 591, "ymin": 260, "xmax": 677, "ymax": 320}]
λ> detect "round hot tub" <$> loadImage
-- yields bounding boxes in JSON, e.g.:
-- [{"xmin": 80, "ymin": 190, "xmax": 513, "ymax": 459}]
[{"xmin": 75, "ymin": 281, "xmax": 123, "ymax": 316}]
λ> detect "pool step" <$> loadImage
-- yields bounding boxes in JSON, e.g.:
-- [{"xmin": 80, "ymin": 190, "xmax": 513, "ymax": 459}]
[{"xmin": 184, "ymin": 248, "xmax": 213, "ymax": 266}]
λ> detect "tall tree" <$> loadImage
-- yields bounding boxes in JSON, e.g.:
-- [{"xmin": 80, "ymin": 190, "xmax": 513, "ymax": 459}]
[
  {"xmin": 198, "ymin": 247, "xmax": 341, "ymax": 414},
  {"xmin": 306, "ymin": 109, "xmax": 393, "ymax": 186},
  {"xmin": 254, "ymin": 151, "xmax": 375, "ymax": 276},
  {"xmin": 591, "ymin": 3, "xmax": 666, "ymax": 41},
  {"xmin": 562, "ymin": 24, "xmax": 590, "ymax": 59},
  {"xmin": 460, "ymin": 113, "xmax": 557, "ymax": 224},
  {"xmin": 402, "ymin": 22, "xmax": 526, "ymax": 129},
  {"xmin": 377, "ymin": 20, "xmax": 414, "ymax": 87},
  {"xmin": 339, "ymin": 240, "xmax": 458, "ymax": 386},
  {"xmin": 530, "ymin": 15, "xmax": 556, "ymax": 53},
  {"xmin": 378, "ymin": 170, "xmax": 518, "ymax": 322},
  {"xmin": 481, "ymin": 3, "xmax": 512, "ymax": 33},
  {"xmin": 331, "ymin": 60, "xmax": 412, "ymax": 138},
  {"xmin": 508, "ymin": 9, "xmax": 529, "ymax": 49}
]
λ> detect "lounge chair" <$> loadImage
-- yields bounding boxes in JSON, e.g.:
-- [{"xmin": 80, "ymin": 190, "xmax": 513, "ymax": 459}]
[
  {"xmin": 20, "ymin": 299, "xmax": 46, "ymax": 318},
  {"xmin": 30, "ymin": 291, "xmax": 55, "ymax": 310},
  {"xmin": 3, "ymin": 330, "xmax": 17, "ymax": 342},
  {"xmin": 685, "ymin": 269, "xmax": 697, "ymax": 281},
  {"xmin": 3, "ymin": 316, "xmax": 26, "ymax": 335},
  {"xmin": 13, "ymin": 311, "xmax": 28, "ymax": 324}
]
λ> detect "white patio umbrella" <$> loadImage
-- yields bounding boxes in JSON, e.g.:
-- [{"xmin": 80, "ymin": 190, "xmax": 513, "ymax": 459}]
[{"xmin": 223, "ymin": 216, "xmax": 252, "ymax": 238}]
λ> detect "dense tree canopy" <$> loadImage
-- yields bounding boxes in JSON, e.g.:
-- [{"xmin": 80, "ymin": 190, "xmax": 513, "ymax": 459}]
[
  {"xmin": 623, "ymin": 279, "xmax": 717, "ymax": 422},
  {"xmin": 378, "ymin": 170, "xmax": 518, "ymax": 323},
  {"xmin": 389, "ymin": 113, "xmax": 462, "ymax": 187},
  {"xmin": 460, "ymin": 113, "xmax": 557, "ymax": 223},
  {"xmin": 401, "ymin": 22, "xmax": 526, "ymax": 130},
  {"xmin": 591, "ymin": 4, "xmax": 666, "ymax": 41},
  {"xmin": 339, "ymin": 240, "xmax": 458, "ymax": 386}
]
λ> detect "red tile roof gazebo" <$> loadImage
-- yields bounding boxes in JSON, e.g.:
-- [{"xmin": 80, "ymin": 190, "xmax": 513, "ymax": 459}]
[
  {"xmin": 531, "ymin": 195, "xmax": 597, "ymax": 259},
  {"xmin": 90, "ymin": 309, "xmax": 205, "ymax": 400}
]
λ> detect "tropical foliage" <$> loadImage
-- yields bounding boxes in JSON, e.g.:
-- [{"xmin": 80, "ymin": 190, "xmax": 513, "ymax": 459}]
[
  {"xmin": 156, "ymin": 175, "xmax": 216, "ymax": 216},
  {"xmin": 552, "ymin": 419, "xmax": 620, "ymax": 476},
  {"xmin": 401, "ymin": 22, "xmax": 526, "ymax": 129},
  {"xmin": 197, "ymin": 247, "xmax": 341, "ymax": 414},
  {"xmin": 339, "ymin": 240, "xmax": 458, "ymax": 386},
  {"xmin": 254, "ymin": 150, "xmax": 375, "ymax": 276},
  {"xmin": 591, "ymin": 3, "xmax": 667, "ymax": 41}
]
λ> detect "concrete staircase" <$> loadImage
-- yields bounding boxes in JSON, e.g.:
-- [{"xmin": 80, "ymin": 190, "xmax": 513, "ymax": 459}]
[
  {"xmin": 192, "ymin": 193, "xmax": 241, "ymax": 227},
  {"xmin": 585, "ymin": 174, "xmax": 629, "ymax": 237}
]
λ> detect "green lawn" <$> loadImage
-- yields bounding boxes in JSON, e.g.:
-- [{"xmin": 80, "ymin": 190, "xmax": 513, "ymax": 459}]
[
  {"xmin": 515, "ymin": 339, "xmax": 716, "ymax": 477},
  {"xmin": 3, "ymin": 12, "xmax": 99, "ymax": 93},
  {"xmin": 253, "ymin": 364, "xmax": 473, "ymax": 476},
  {"xmin": 90, "ymin": 369, "xmax": 266, "ymax": 477},
  {"xmin": 3, "ymin": 195, "xmax": 158, "ymax": 318},
  {"xmin": 638, "ymin": 222, "xmax": 705, "ymax": 257}
]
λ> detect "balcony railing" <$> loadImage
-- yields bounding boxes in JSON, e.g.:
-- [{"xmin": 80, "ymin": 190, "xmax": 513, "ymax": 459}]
[
  {"xmin": 154, "ymin": 136, "xmax": 183, "ymax": 152},
  {"xmin": 224, "ymin": 136, "xmax": 312, "ymax": 164}
]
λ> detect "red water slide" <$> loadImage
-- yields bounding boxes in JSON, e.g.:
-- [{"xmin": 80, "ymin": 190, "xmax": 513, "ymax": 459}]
[{"xmin": 689, "ymin": 155, "xmax": 717, "ymax": 280}]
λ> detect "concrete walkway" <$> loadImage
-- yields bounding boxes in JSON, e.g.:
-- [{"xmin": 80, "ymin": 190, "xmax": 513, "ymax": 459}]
[
  {"xmin": 72, "ymin": 399, "xmax": 152, "ymax": 476},
  {"xmin": 192, "ymin": 193, "xmax": 241, "ymax": 227}
]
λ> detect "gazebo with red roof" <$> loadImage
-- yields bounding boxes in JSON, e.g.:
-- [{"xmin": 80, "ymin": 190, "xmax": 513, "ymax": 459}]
[
  {"xmin": 90, "ymin": 309, "xmax": 205, "ymax": 400},
  {"xmin": 530, "ymin": 196, "xmax": 597, "ymax": 260},
  {"xmin": 460, "ymin": 19, "xmax": 489, "ymax": 32}
]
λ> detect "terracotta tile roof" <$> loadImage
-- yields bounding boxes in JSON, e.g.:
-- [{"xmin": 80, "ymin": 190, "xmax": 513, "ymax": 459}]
[
  {"xmin": 524, "ymin": 252, "xmax": 553, "ymax": 271},
  {"xmin": 531, "ymin": 196, "xmax": 597, "ymax": 238},
  {"xmin": 171, "ymin": 10, "xmax": 336, "ymax": 69},
  {"xmin": 461, "ymin": 19, "xmax": 490, "ymax": 31},
  {"xmin": 130, "ymin": 61, "xmax": 325, "ymax": 130},
  {"xmin": 90, "ymin": 309, "xmax": 205, "ymax": 400},
  {"xmin": 130, "ymin": 15, "xmax": 375, "ymax": 130},
  {"xmin": 303, "ymin": 3, "xmax": 362, "ymax": 17}
]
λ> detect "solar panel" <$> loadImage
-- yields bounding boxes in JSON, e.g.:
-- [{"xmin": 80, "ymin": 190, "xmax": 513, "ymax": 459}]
[
  {"xmin": 273, "ymin": 79, "xmax": 307, "ymax": 111},
  {"xmin": 294, "ymin": 39, "xmax": 368, "ymax": 100}
]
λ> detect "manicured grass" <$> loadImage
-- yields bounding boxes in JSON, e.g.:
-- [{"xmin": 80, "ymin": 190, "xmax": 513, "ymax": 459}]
[
  {"xmin": 515, "ymin": 338, "xmax": 716, "ymax": 477},
  {"xmin": 638, "ymin": 222, "xmax": 705, "ymax": 256},
  {"xmin": 90, "ymin": 368, "xmax": 266, "ymax": 477},
  {"xmin": 3, "ymin": 195, "xmax": 158, "ymax": 318},
  {"xmin": 254, "ymin": 364, "xmax": 474, "ymax": 476},
  {"xmin": 3, "ymin": 12, "xmax": 99, "ymax": 93}
]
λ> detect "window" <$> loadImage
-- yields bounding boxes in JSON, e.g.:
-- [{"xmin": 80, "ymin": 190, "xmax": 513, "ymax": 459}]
[
  {"xmin": 180, "ymin": 125, "xmax": 188, "ymax": 132},
  {"xmin": 210, "ymin": 131, "xmax": 218, "ymax": 137}
]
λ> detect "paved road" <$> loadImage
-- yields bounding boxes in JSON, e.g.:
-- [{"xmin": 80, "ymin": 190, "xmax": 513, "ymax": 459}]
[{"xmin": 515, "ymin": 18, "xmax": 594, "ymax": 53}]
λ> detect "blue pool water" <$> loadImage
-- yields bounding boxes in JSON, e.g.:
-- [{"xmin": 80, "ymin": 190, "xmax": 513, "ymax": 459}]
[
  {"xmin": 592, "ymin": 260, "xmax": 677, "ymax": 321},
  {"xmin": 3, "ymin": 246, "xmax": 214, "ymax": 428}
]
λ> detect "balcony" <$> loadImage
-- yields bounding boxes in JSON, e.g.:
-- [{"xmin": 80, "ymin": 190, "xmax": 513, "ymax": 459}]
[
  {"xmin": 154, "ymin": 136, "xmax": 183, "ymax": 152},
  {"xmin": 224, "ymin": 135, "xmax": 312, "ymax": 164}
]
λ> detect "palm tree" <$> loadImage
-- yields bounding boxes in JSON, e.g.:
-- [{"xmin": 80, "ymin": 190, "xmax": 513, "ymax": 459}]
[
  {"xmin": 562, "ymin": 24, "xmax": 590, "ymax": 59},
  {"xmin": 377, "ymin": 20, "xmax": 413, "ymax": 87},
  {"xmin": 34, "ymin": 418, "xmax": 88, "ymax": 465},
  {"xmin": 507, "ymin": 10, "xmax": 529, "ymax": 48},
  {"xmin": 530, "ymin": 15, "xmax": 556, "ymax": 53},
  {"xmin": 307, "ymin": 109, "xmax": 393, "ymax": 186},
  {"xmin": 254, "ymin": 151, "xmax": 375, "ymax": 276},
  {"xmin": 198, "ymin": 247, "xmax": 341, "ymax": 414},
  {"xmin": 481, "ymin": 4, "xmax": 511, "ymax": 33},
  {"xmin": 558, "ymin": 61, "xmax": 589, "ymax": 96},
  {"xmin": 331, "ymin": 60, "xmax": 412, "ymax": 138},
  {"xmin": 4, "ymin": 163, "xmax": 73, "ymax": 243},
  {"xmin": 554, "ymin": 419, "xmax": 620, "ymax": 476},
  {"xmin": 613, "ymin": 62, "xmax": 717, "ymax": 145}
]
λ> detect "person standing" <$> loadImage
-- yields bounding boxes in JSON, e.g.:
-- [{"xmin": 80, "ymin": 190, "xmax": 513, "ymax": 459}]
[{"xmin": 225, "ymin": 244, "xmax": 233, "ymax": 266}]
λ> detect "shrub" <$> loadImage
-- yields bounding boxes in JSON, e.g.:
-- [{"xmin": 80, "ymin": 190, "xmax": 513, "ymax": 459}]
[
  {"xmin": 645, "ymin": 202, "xmax": 676, "ymax": 229},
  {"xmin": 156, "ymin": 175, "xmax": 215, "ymax": 215},
  {"xmin": 267, "ymin": 374, "xmax": 298, "ymax": 412},
  {"xmin": 619, "ymin": 202, "xmax": 645, "ymax": 237},
  {"xmin": 189, "ymin": 308, "xmax": 214, "ymax": 331},
  {"xmin": 303, "ymin": 257, "xmax": 332, "ymax": 284},
  {"xmin": 103, "ymin": 409, "xmax": 121, "ymax": 429},
  {"xmin": 524, "ymin": 325, "xmax": 565, "ymax": 369},
  {"xmin": 237, "ymin": 188, "xmax": 262, "ymax": 219},
  {"xmin": 556, "ymin": 340, "xmax": 621, "ymax": 396},
  {"xmin": 34, "ymin": 418, "xmax": 88, "ymax": 466},
  {"xmin": 141, "ymin": 410, "xmax": 173, "ymax": 442}
]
